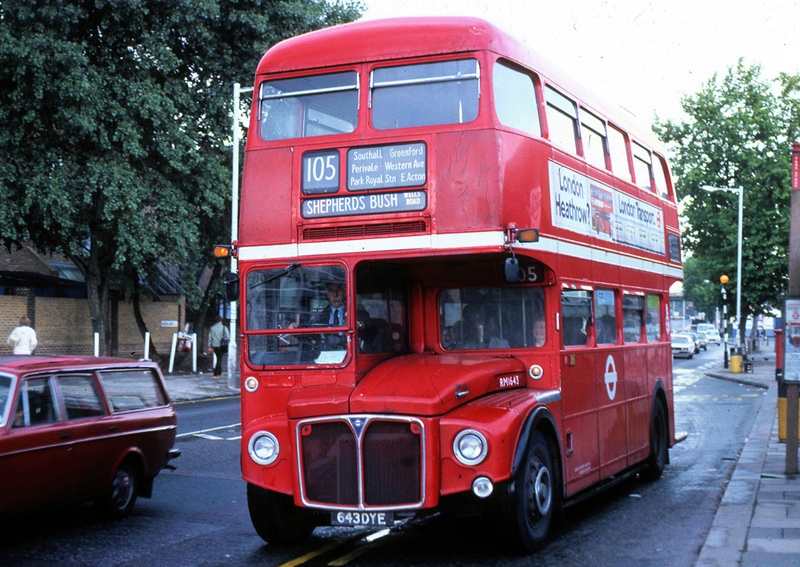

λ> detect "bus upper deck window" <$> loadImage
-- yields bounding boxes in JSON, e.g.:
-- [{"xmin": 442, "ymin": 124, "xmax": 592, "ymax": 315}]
[
  {"xmin": 544, "ymin": 86, "xmax": 578, "ymax": 154},
  {"xmin": 632, "ymin": 141, "xmax": 653, "ymax": 192},
  {"xmin": 371, "ymin": 59, "xmax": 479, "ymax": 130},
  {"xmin": 259, "ymin": 71, "xmax": 358, "ymax": 141},
  {"xmin": 652, "ymin": 154, "xmax": 671, "ymax": 200},
  {"xmin": 493, "ymin": 62, "xmax": 540, "ymax": 136},
  {"xmin": 580, "ymin": 109, "xmax": 608, "ymax": 170},
  {"xmin": 608, "ymin": 125, "xmax": 632, "ymax": 182}
]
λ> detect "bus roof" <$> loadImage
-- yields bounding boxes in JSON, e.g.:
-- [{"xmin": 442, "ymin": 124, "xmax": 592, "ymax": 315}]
[
  {"xmin": 256, "ymin": 17, "xmax": 523, "ymax": 74},
  {"xmin": 255, "ymin": 17, "xmax": 663, "ymax": 150}
]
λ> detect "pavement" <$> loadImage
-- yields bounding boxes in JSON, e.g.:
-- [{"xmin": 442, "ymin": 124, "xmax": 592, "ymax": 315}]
[
  {"xmin": 160, "ymin": 350, "xmax": 799, "ymax": 565},
  {"xmin": 697, "ymin": 345, "xmax": 800, "ymax": 566},
  {"xmin": 162, "ymin": 368, "xmax": 240, "ymax": 403}
]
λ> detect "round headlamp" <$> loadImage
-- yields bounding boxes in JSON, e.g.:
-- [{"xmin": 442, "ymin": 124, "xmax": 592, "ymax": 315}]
[
  {"xmin": 453, "ymin": 429, "xmax": 488, "ymax": 466},
  {"xmin": 248, "ymin": 431, "xmax": 280, "ymax": 465}
]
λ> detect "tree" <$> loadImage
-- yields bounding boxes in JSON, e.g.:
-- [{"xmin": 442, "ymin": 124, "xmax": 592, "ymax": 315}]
[
  {"xmin": 0, "ymin": 0, "xmax": 362, "ymax": 354},
  {"xmin": 654, "ymin": 60, "xmax": 800, "ymax": 342}
]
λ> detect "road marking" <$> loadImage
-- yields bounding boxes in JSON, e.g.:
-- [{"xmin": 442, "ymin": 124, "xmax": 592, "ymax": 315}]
[
  {"xmin": 177, "ymin": 422, "xmax": 241, "ymax": 439},
  {"xmin": 277, "ymin": 543, "xmax": 340, "ymax": 567}
]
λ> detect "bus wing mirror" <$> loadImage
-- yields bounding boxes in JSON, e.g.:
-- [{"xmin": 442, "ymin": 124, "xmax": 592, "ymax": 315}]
[
  {"xmin": 504, "ymin": 257, "xmax": 520, "ymax": 283},
  {"xmin": 222, "ymin": 272, "xmax": 239, "ymax": 301}
]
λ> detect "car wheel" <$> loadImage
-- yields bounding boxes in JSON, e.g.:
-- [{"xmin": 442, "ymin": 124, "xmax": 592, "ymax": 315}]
[
  {"xmin": 644, "ymin": 399, "xmax": 668, "ymax": 481},
  {"xmin": 247, "ymin": 483, "xmax": 315, "ymax": 545},
  {"xmin": 496, "ymin": 431, "xmax": 556, "ymax": 553},
  {"xmin": 97, "ymin": 461, "xmax": 138, "ymax": 519}
]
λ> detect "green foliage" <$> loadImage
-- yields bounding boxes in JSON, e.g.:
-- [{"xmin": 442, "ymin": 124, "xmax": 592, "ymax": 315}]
[
  {"xmin": 681, "ymin": 257, "xmax": 722, "ymax": 323},
  {"xmin": 0, "ymin": 0, "xmax": 362, "ymax": 345},
  {"xmin": 654, "ymin": 60, "xmax": 800, "ymax": 330}
]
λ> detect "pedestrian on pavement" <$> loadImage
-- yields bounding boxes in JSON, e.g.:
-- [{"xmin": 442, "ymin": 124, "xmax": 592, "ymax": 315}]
[
  {"xmin": 208, "ymin": 316, "xmax": 229, "ymax": 379},
  {"xmin": 7, "ymin": 316, "xmax": 38, "ymax": 355}
]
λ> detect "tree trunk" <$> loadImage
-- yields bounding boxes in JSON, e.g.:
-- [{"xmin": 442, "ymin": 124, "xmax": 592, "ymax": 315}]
[
  {"xmin": 133, "ymin": 289, "xmax": 161, "ymax": 361},
  {"xmin": 191, "ymin": 262, "xmax": 222, "ymax": 352}
]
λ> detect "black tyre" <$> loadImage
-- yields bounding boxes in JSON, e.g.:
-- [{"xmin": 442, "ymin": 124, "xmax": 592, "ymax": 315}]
[
  {"xmin": 644, "ymin": 398, "xmax": 668, "ymax": 481},
  {"xmin": 498, "ymin": 430, "xmax": 556, "ymax": 553},
  {"xmin": 97, "ymin": 461, "xmax": 138, "ymax": 519},
  {"xmin": 247, "ymin": 483, "xmax": 315, "ymax": 545}
]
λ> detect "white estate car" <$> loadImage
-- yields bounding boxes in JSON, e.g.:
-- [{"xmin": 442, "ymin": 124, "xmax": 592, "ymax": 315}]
[{"xmin": 671, "ymin": 334, "xmax": 695, "ymax": 358}]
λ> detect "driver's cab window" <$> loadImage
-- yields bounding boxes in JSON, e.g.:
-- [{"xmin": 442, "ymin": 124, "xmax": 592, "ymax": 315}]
[{"xmin": 244, "ymin": 263, "xmax": 351, "ymax": 367}]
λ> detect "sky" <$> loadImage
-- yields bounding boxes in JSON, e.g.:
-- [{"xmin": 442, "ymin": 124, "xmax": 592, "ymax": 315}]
[{"xmin": 359, "ymin": 0, "xmax": 800, "ymax": 127}]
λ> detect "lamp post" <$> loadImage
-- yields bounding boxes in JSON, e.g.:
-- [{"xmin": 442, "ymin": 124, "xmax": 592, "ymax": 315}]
[
  {"xmin": 720, "ymin": 275, "xmax": 728, "ymax": 368},
  {"xmin": 703, "ymin": 185, "xmax": 744, "ymax": 350}
]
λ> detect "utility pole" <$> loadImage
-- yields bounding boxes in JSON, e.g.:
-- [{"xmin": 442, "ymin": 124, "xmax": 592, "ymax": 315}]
[
  {"xmin": 228, "ymin": 82, "xmax": 253, "ymax": 391},
  {"xmin": 786, "ymin": 142, "xmax": 800, "ymax": 474}
]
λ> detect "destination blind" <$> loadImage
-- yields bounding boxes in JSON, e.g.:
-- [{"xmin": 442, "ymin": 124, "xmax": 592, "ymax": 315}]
[
  {"xmin": 301, "ymin": 190, "xmax": 426, "ymax": 219},
  {"xmin": 348, "ymin": 142, "xmax": 426, "ymax": 191}
]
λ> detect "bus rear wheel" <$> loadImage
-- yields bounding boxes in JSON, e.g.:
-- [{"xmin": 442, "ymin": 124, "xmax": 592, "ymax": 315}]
[
  {"xmin": 247, "ymin": 483, "xmax": 315, "ymax": 545},
  {"xmin": 644, "ymin": 398, "xmax": 668, "ymax": 480},
  {"xmin": 498, "ymin": 430, "xmax": 556, "ymax": 553}
]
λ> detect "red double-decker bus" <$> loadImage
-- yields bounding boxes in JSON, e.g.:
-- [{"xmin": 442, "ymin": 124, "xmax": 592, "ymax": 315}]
[{"xmin": 230, "ymin": 17, "xmax": 683, "ymax": 552}]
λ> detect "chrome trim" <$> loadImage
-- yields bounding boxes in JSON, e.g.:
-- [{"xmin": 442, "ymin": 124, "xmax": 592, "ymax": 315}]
[
  {"xmin": 295, "ymin": 414, "xmax": 426, "ymax": 512},
  {"xmin": 535, "ymin": 390, "xmax": 562, "ymax": 405},
  {"xmin": 0, "ymin": 424, "xmax": 177, "ymax": 459}
]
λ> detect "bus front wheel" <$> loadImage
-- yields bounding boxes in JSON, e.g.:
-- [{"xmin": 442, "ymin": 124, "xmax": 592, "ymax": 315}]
[
  {"xmin": 247, "ymin": 483, "xmax": 315, "ymax": 545},
  {"xmin": 499, "ymin": 430, "xmax": 556, "ymax": 553}
]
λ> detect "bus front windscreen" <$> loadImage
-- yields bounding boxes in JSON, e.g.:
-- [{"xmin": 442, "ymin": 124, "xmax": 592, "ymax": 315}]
[{"xmin": 245, "ymin": 264, "xmax": 349, "ymax": 367}]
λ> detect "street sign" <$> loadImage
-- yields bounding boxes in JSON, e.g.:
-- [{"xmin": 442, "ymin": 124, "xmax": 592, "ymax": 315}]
[{"xmin": 783, "ymin": 297, "xmax": 800, "ymax": 383}]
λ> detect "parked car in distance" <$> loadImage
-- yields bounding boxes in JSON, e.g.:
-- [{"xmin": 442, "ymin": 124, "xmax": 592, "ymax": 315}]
[
  {"xmin": 698, "ymin": 329, "xmax": 721, "ymax": 346},
  {"xmin": 0, "ymin": 356, "xmax": 179, "ymax": 520},
  {"xmin": 695, "ymin": 324, "xmax": 721, "ymax": 345},
  {"xmin": 671, "ymin": 334, "xmax": 695, "ymax": 358},
  {"xmin": 700, "ymin": 329, "xmax": 721, "ymax": 345},
  {"xmin": 683, "ymin": 331, "xmax": 705, "ymax": 352}
]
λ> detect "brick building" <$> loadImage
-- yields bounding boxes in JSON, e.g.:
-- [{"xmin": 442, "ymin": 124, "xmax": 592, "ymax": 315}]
[{"xmin": 1, "ymin": 244, "xmax": 185, "ymax": 359}]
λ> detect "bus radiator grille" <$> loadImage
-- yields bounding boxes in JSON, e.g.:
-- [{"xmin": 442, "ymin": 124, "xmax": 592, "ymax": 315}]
[{"xmin": 299, "ymin": 418, "xmax": 422, "ymax": 508}]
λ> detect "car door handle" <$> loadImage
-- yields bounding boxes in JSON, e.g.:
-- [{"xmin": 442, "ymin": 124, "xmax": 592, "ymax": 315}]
[
  {"xmin": 109, "ymin": 425, "xmax": 118, "ymax": 432},
  {"xmin": 61, "ymin": 432, "xmax": 71, "ymax": 440}
]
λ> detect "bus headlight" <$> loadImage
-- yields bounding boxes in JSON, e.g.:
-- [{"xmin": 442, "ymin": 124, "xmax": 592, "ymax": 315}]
[
  {"xmin": 248, "ymin": 431, "xmax": 280, "ymax": 465},
  {"xmin": 453, "ymin": 429, "xmax": 488, "ymax": 466}
]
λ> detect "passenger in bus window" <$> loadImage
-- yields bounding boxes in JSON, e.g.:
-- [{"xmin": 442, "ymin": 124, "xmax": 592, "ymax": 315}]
[
  {"xmin": 623, "ymin": 311, "xmax": 642, "ymax": 342},
  {"xmin": 462, "ymin": 309, "xmax": 486, "ymax": 349},
  {"xmin": 533, "ymin": 317, "xmax": 546, "ymax": 347},
  {"xmin": 597, "ymin": 314, "xmax": 616, "ymax": 344},
  {"xmin": 486, "ymin": 317, "xmax": 510, "ymax": 349},
  {"xmin": 442, "ymin": 326, "xmax": 458, "ymax": 350}
]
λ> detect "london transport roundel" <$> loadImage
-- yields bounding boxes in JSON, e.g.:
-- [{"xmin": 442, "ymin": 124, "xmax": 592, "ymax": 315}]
[{"xmin": 604, "ymin": 355, "xmax": 618, "ymax": 400}]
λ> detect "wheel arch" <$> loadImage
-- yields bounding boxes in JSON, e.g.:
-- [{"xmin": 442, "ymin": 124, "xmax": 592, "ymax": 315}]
[{"xmin": 511, "ymin": 404, "xmax": 564, "ymax": 500}]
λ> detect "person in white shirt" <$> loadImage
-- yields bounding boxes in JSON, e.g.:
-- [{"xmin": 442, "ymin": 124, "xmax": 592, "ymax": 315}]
[{"xmin": 8, "ymin": 316, "xmax": 38, "ymax": 355}]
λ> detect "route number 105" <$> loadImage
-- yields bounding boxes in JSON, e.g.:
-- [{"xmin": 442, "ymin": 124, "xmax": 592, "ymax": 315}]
[{"xmin": 302, "ymin": 150, "xmax": 339, "ymax": 194}]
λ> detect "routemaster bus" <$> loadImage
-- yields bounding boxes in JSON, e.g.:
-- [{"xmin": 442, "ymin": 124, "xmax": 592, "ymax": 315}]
[{"xmin": 227, "ymin": 16, "xmax": 683, "ymax": 552}]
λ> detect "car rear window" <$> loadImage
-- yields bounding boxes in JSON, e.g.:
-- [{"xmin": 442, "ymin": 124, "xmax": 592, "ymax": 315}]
[{"xmin": 98, "ymin": 369, "xmax": 168, "ymax": 412}]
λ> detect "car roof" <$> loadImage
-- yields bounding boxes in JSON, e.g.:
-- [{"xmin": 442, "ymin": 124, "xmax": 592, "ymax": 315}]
[{"xmin": 0, "ymin": 355, "xmax": 159, "ymax": 378}]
